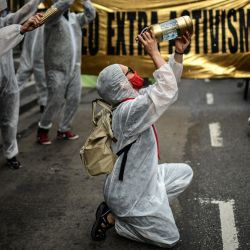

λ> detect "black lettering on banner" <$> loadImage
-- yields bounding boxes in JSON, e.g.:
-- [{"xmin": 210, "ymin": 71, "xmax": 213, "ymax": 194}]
[
  {"xmin": 239, "ymin": 8, "xmax": 249, "ymax": 52},
  {"xmin": 203, "ymin": 10, "xmax": 208, "ymax": 54},
  {"xmin": 81, "ymin": 27, "xmax": 87, "ymax": 55},
  {"xmin": 84, "ymin": 8, "xmax": 250, "ymax": 58},
  {"xmin": 116, "ymin": 12, "xmax": 127, "ymax": 55},
  {"xmin": 138, "ymin": 11, "xmax": 148, "ymax": 55},
  {"xmin": 248, "ymin": 9, "xmax": 250, "ymax": 48},
  {"xmin": 181, "ymin": 10, "xmax": 190, "ymax": 54},
  {"xmin": 151, "ymin": 11, "xmax": 158, "ymax": 25},
  {"xmin": 192, "ymin": 9, "xmax": 201, "ymax": 53},
  {"xmin": 89, "ymin": 12, "xmax": 99, "ymax": 55},
  {"xmin": 107, "ymin": 12, "xmax": 115, "ymax": 55},
  {"xmin": 228, "ymin": 9, "xmax": 238, "ymax": 53},
  {"xmin": 209, "ymin": 10, "xmax": 220, "ymax": 53},
  {"xmin": 168, "ymin": 11, "xmax": 177, "ymax": 54},
  {"xmin": 127, "ymin": 12, "xmax": 136, "ymax": 55},
  {"xmin": 221, "ymin": 10, "xmax": 226, "ymax": 53}
]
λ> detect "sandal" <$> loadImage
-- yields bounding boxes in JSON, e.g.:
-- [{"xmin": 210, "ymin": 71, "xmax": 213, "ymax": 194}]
[{"xmin": 91, "ymin": 202, "xmax": 114, "ymax": 241}]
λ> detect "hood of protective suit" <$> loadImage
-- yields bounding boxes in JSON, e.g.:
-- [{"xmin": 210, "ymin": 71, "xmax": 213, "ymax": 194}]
[
  {"xmin": 0, "ymin": 0, "xmax": 7, "ymax": 11},
  {"xmin": 96, "ymin": 64, "xmax": 138, "ymax": 105}
]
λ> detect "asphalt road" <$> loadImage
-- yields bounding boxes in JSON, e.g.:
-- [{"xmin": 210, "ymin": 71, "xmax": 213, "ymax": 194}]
[{"xmin": 0, "ymin": 79, "xmax": 249, "ymax": 250}]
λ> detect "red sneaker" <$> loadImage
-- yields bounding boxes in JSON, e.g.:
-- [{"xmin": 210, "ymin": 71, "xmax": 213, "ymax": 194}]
[
  {"xmin": 57, "ymin": 130, "xmax": 79, "ymax": 140},
  {"xmin": 37, "ymin": 129, "xmax": 52, "ymax": 145}
]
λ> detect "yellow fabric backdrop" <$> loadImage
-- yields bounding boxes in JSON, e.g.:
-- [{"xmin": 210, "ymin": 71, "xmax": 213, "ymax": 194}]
[{"xmin": 81, "ymin": 0, "xmax": 250, "ymax": 78}]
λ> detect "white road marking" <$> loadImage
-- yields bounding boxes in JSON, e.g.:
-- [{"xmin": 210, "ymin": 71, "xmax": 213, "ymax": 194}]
[
  {"xmin": 199, "ymin": 198, "xmax": 239, "ymax": 250},
  {"xmin": 206, "ymin": 93, "xmax": 214, "ymax": 105},
  {"xmin": 209, "ymin": 122, "xmax": 223, "ymax": 147}
]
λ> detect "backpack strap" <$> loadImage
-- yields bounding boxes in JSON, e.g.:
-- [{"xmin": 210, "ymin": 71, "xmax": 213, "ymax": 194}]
[
  {"xmin": 116, "ymin": 140, "xmax": 137, "ymax": 181},
  {"xmin": 92, "ymin": 99, "xmax": 112, "ymax": 125},
  {"xmin": 96, "ymin": 99, "xmax": 113, "ymax": 111},
  {"xmin": 92, "ymin": 99, "xmax": 117, "ymax": 142}
]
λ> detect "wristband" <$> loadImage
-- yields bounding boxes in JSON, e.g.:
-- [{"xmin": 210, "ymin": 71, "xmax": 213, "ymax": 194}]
[{"xmin": 175, "ymin": 50, "xmax": 184, "ymax": 55}]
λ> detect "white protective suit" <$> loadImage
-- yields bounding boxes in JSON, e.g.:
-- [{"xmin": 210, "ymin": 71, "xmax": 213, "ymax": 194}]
[
  {"xmin": 39, "ymin": 0, "xmax": 96, "ymax": 132},
  {"xmin": 0, "ymin": 0, "xmax": 42, "ymax": 159},
  {"xmin": 16, "ymin": 26, "xmax": 47, "ymax": 107},
  {"xmin": 0, "ymin": 1, "xmax": 23, "ymax": 59},
  {"xmin": 0, "ymin": 0, "xmax": 7, "ymax": 11},
  {"xmin": 0, "ymin": 24, "xmax": 24, "ymax": 57},
  {"xmin": 0, "ymin": 0, "xmax": 22, "ymax": 58},
  {"xmin": 96, "ymin": 55, "xmax": 193, "ymax": 248}
]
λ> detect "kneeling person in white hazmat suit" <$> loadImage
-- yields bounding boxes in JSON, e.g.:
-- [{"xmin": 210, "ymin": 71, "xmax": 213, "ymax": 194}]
[{"xmin": 91, "ymin": 31, "xmax": 193, "ymax": 248}]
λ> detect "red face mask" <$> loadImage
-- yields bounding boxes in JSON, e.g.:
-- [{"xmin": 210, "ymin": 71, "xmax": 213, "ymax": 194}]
[{"xmin": 128, "ymin": 71, "xmax": 144, "ymax": 89}]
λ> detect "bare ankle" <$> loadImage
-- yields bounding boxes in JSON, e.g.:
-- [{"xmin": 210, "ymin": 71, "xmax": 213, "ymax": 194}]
[{"xmin": 107, "ymin": 212, "xmax": 115, "ymax": 225}]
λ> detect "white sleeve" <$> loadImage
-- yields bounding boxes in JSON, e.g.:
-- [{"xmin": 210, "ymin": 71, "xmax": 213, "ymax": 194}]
[
  {"xmin": 0, "ymin": 0, "xmax": 42, "ymax": 26},
  {"xmin": 168, "ymin": 53, "xmax": 183, "ymax": 83},
  {"xmin": 45, "ymin": 0, "xmax": 74, "ymax": 26},
  {"xmin": 0, "ymin": 24, "xmax": 24, "ymax": 57},
  {"xmin": 119, "ymin": 63, "xmax": 179, "ymax": 138},
  {"xmin": 76, "ymin": 0, "xmax": 96, "ymax": 27}
]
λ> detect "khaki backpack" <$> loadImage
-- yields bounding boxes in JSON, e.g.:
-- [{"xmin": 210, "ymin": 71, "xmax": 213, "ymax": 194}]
[{"xmin": 80, "ymin": 99, "xmax": 117, "ymax": 176}]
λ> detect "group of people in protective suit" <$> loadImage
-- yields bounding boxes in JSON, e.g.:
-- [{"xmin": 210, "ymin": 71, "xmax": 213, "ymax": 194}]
[
  {"xmin": 1, "ymin": 0, "xmax": 194, "ymax": 248},
  {"xmin": 0, "ymin": 0, "xmax": 96, "ymax": 169}
]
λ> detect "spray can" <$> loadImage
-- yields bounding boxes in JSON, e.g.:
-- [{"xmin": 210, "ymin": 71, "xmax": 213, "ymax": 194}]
[{"xmin": 141, "ymin": 16, "xmax": 193, "ymax": 42}]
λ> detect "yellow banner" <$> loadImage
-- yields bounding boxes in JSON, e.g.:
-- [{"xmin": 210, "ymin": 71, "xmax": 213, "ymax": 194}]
[{"xmin": 81, "ymin": 0, "xmax": 250, "ymax": 78}]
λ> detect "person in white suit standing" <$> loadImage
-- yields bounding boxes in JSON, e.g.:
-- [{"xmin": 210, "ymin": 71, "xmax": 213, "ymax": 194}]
[
  {"xmin": 0, "ymin": 0, "xmax": 43, "ymax": 169},
  {"xmin": 37, "ymin": 0, "xmax": 96, "ymax": 144},
  {"xmin": 16, "ymin": 3, "xmax": 48, "ymax": 113}
]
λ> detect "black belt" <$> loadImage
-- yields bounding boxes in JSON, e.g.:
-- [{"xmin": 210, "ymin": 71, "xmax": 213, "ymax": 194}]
[{"xmin": 116, "ymin": 140, "xmax": 136, "ymax": 181}]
